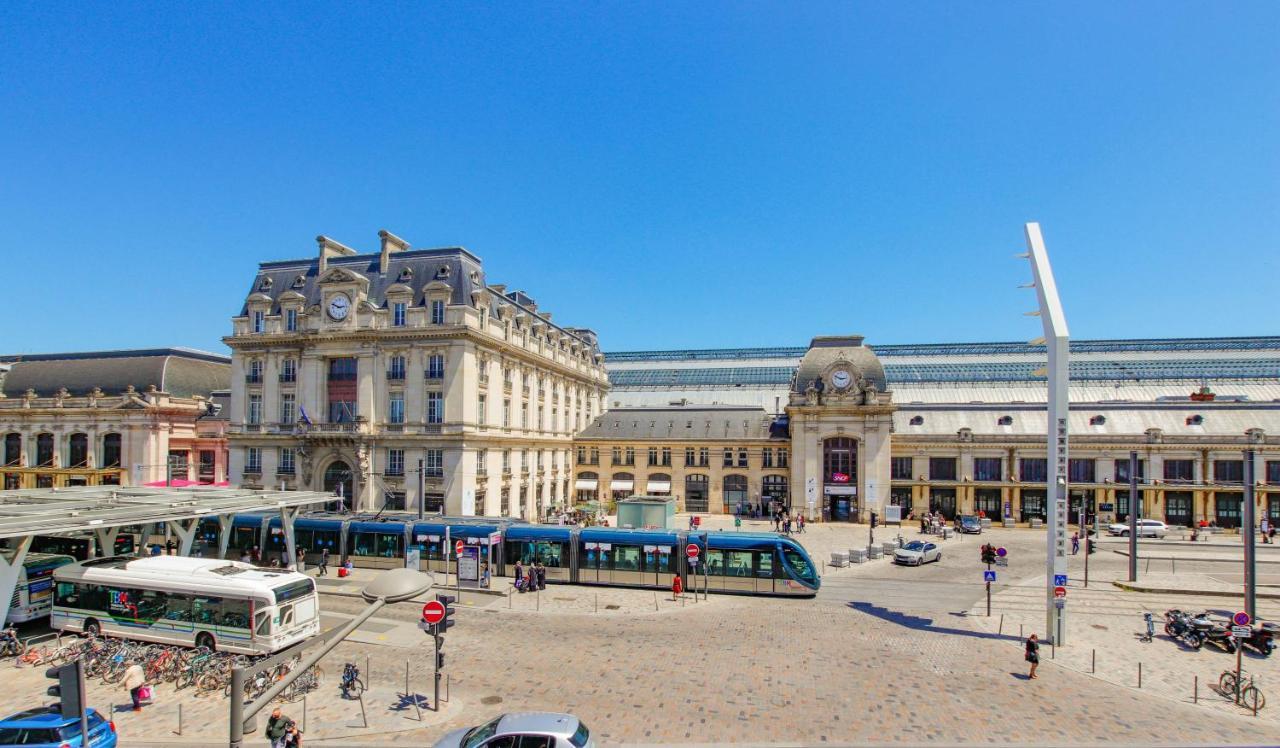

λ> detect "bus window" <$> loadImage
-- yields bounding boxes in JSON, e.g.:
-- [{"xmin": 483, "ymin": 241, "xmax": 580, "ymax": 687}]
[
  {"xmin": 220, "ymin": 598, "xmax": 251, "ymax": 630},
  {"xmin": 133, "ymin": 589, "xmax": 168, "ymax": 622},
  {"xmin": 192, "ymin": 596, "xmax": 222, "ymax": 626},
  {"xmin": 255, "ymin": 611, "xmax": 271, "ymax": 636},
  {"xmin": 164, "ymin": 594, "xmax": 191, "ymax": 622},
  {"xmin": 54, "ymin": 582, "xmax": 80, "ymax": 608}
]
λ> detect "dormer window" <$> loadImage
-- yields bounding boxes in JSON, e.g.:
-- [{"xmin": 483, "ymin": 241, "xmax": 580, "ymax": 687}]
[
  {"xmin": 1186, "ymin": 414, "xmax": 1204, "ymax": 426},
  {"xmin": 436, "ymin": 264, "xmax": 451, "ymax": 280},
  {"xmin": 397, "ymin": 267, "xmax": 414, "ymax": 283},
  {"xmin": 997, "ymin": 415, "xmax": 1013, "ymax": 426},
  {"xmin": 909, "ymin": 415, "xmax": 924, "ymax": 426},
  {"xmin": 291, "ymin": 274, "xmax": 307, "ymax": 289},
  {"xmin": 1089, "ymin": 415, "xmax": 1106, "ymax": 426},
  {"xmin": 257, "ymin": 276, "xmax": 273, "ymax": 292}
]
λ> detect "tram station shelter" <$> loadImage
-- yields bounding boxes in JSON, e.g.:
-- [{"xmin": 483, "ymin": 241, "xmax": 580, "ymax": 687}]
[
  {"xmin": 616, "ymin": 495, "xmax": 676, "ymax": 529},
  {"xmin": 0, "ymin": 486, "xmax": 332, "ymax": 625}
]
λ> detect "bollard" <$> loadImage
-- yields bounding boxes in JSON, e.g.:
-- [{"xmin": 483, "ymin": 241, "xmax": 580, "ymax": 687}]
[
  {"xmin": 303, "ymin": 694, "xmax": 307, "ymax": 732},
  {"xmin": 174, "ymin": 703, "xmax": 182, "ymax": 736},
  {"xmin": 1051, "ymin": 641, "xmax": 1055, "ymax": 660},
  {"xmin": 1194, "ymin": 675, "xmax": 1198, "ymax": 704},
  {"xmin": 595, "ymin": 594, "xmax": 598, "ymax": 613},
  {"xmin": 1091, "ymin": 649, "xmax": 1095, "ymax": 674},
  {"xmin": 537, "ymin": 586, "xmax": 540, "ymax": 611},
  {"xmin": 446, "ymin": 673, "xmax": 450, "ymax": 702},
  {"xmin": 367, "ymin": 655, "xmax": 371, "ymax": 687},
  {"xmin": 509, "ymin": 588, "xmax": 512, "ymax": 608},
  {"xmin": 1138, "ymin": 662, "xmax": 1142, "ymax": 688},
  {"xmin": 1172, "ymin": 558, "xmax": 1175, "ymax": 575},
  {"xmin": 998, "ymin": 614, "xmax": 1004, "ymax": 636},
  {"xmin": 654, "ymin": 591, "xmax": 659, "ymax": 611},
  {"xmin": 1020, "ymin": 624, "xmax": 1023, "ymax": 639}
]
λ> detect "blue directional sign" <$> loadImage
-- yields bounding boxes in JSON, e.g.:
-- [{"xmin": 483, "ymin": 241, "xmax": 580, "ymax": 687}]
[
  {"xmin": 1053, "ymin": 574, "xmax": 1068, "ymax": 586},
  {"xmin": 983, "ymin": 570, "xmax": 997, "ymax": 583}
]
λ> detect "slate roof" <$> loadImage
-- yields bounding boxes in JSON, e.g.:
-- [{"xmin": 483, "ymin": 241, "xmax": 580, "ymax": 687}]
[
  {"xmin": 791, "ymin": 336, "xmax": 889, "ymax": 394},
  {"xmin": 0, "ymin": 349, "xmax": 230, "ymax": 398},
  {"xmin": 577, "ymin": 405, "xmax": 783, "ymax": 441},
  {"xmin": 241, "ymin": 246, "xmax": 599, "ymax": 349}
]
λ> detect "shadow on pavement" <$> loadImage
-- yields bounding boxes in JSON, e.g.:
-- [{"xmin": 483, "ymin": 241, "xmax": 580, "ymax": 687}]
[{"xmin": 848, "ymin": 601, "xmax": 1023, "ymax": 642}]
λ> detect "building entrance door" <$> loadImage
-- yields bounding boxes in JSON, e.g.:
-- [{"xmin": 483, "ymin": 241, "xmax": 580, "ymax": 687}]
[
  {"xmin": 323, "ymin": 461, "xmax": 354, "ymax": 511},
  {"xmin": 684, "ymin": 475, "xmax": 709, "ymax": 513},
  {"xmin": 1164, "ymin": 491, "xmax": 1192, "ymax": 528},
  {"xmin": 826, "ymin": 494, "xmax": 855, "ymax": 522}
]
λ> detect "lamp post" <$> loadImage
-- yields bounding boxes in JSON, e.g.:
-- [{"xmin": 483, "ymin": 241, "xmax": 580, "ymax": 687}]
[{"xmin": 228, "ymin": 568, "xmax": 432, "ymax": 748}]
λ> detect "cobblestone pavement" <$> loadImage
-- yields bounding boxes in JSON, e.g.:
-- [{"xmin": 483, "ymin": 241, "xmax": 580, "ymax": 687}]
[{"xmin": 6, "ymin": 522, "xmax": 1278, "ymax": 746}]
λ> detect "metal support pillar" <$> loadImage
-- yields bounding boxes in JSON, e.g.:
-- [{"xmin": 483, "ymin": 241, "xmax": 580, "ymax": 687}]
[
  {"xmin": 1127, "ymin": 451, "xmax": 1139, "ymax": 582},
  {"xmin": 0, "ymin": 536, "xmax": 32, "ymax": 627},
  {"xmin": 167, "ymin": 519, "xmax": 201, "ymax": 556},
  {"xmin": 1023, "ymin": 222, "xmax": 1070, "ymax": 646},
  {"xmin": 217, "ymin": 514, "xmax": 234, "ymax": 560},
  {"xmin": 93, "ymin": 527, "xmax": 121, "ymax": 557},
  {"xmin": 279, "ymin": 507, "xmax": 299, "ymax": 570},
  {"xmin": 1243, "ymin": 450, "xmax": 1257, "ymax": 619}
]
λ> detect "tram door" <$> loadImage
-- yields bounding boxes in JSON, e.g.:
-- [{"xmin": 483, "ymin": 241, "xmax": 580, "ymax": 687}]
[
  {"xmin": 580, "ymin": 541, "xmax": 610, "ymax": 584},
  {"xmin": 646, "ymin": 545, "xmax": 675, "ymax": 589}
]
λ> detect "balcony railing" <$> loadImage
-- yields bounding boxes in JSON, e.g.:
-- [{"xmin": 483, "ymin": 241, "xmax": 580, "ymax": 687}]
[
  {"xmin": 278, "ymin": 373, "xmax": 296, "ymax": 383},
  {"xmin": 424, "ymin": 369, "xmax": 445, "ymax": 381},
  {"xmin": 276, "ymin": 467, "xmax": 295, "ymax": 475},
  {"xmin": 245, "ymin": 374, "xmax": 263, "ymax": 384},
  {"xmin": 387, "ymin": 370, "xmax": 406, "ymax": 381}
]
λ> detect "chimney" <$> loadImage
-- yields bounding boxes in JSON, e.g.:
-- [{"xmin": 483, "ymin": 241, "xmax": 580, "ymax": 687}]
[
  {"xmin": 378, "ymin": 229, "xmax": 410, "ymax": 273},
  {"xmin": 316, "ymin": 235, "xmax": 358, "ymax": 274},
  {"xmin": 490, "ymin": 284, "xmax": 506, "ymax": 295}
]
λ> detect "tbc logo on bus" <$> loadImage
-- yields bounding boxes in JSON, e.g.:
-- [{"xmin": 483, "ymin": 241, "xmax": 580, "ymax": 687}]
[
  {"xmin": 109, "ymin": 590, "xmax": 138, "ymax": 617},
  {"xmin": 830, "ymin": 472, "xmax": 850, "ymax": 483}
]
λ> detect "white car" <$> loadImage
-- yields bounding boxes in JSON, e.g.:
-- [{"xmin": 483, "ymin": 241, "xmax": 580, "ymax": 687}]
[
  {"xmin": 893, "ymin": 540, "xmax": 941, "ymax": 566},
  {"xmin": 1107, "ymin": 519, "xmax": 1168, "ymax": 538},
  {"xmin": 432, "ymin": 712, "xmax": 593, "ymax": 748}
]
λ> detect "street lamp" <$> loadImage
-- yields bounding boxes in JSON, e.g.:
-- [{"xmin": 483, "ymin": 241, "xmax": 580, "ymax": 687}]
[{"xmin": 229, "ymin": 568, "xmax": 432, "ymax": 748}]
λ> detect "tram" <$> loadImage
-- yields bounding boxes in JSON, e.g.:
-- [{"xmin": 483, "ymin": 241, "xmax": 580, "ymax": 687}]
[{"xmin": 217, "ymin": 513, "xmax": 820, "ymax": 597}]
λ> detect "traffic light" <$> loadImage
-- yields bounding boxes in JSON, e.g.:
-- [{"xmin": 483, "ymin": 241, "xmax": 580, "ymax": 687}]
[
  {"xmin": 45, "ymin": 662, "xmax": 85, "ymax": 720},
  {"xmin": 870, "ymin": 512, "xmax": 878, "ymax": 529},
  {"xmin": 435, "ymin": 651, "xmax": 445, "ymax": 669},
  {"xmin": 434, "ymin": 593, "xmax": 457, "ymax": 635},
  {"xmin": 981, "ymin": 545, "xmax": 997, "ymax": 565}
]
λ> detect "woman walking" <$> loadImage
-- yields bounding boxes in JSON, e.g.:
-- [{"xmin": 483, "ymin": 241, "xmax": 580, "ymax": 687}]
[{"xmin": 1024, "ymin": 633, "xmax": 1040, "ymax": 679}]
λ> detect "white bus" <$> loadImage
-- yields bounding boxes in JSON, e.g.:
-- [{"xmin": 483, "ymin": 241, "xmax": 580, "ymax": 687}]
[
  {"xmin": 51, "ymin": 556, "xmax": 320, "ymax": 655},
  {"xmin": 4, "ymin": 552, "xmax": 76, "ymax": 624}
]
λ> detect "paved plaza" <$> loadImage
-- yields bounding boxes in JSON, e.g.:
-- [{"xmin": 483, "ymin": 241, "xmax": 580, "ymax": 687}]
[{"xmin": 4, "ymin": 518, "xmax": 1277, "ymax": 746}]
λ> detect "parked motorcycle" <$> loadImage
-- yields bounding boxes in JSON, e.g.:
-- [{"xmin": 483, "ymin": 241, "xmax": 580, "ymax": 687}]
[
  {"xmin": 1239, "ymin": 622, "xmax": 1277, "ymax": 657},
  {"xmin": 1188, "ymin": 612, "xmax": 1237, "ymax": 653},
  {"xmin": 1164, "ymin": 609, "xmax": 1205, "ymax": 649}
]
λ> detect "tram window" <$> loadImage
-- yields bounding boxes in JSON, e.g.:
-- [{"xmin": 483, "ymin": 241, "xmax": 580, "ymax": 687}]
[
  {"xmin": 351, "ymin": 532, "xmax": 403, "ymax": 557},
  {"xmin": 613, "ymin": 546, "xmax": 641, "ymax": 571},
  {"xmin": 755, "ymin": 552, "xmax": 776, "ymax": 579},
  {"xmin": 705, "ymin": 549, "xmax": 725, "ymax": 576},
  {"xmin": 643, "ymin": 547, "xmax": 672, "ymax": 573},
  {"xmin": 510, "ymin": 541, "xmax": 563, "ymax": 567},
  {"xmin": 579, "ymin": 544, "xmax": 610, "ymax": 568},
  {"xmin": 232, "ymin": 527, "xmax": 259, "ymax": 552},
  {"xmin": 783, "ymin": 548, "xmax": 815, "ymax": 582},
  {"xmin": 722, "ymin": 550, "xmax": 753, "ymax": 577},
  {"xmin": 297, "ymin": 529, "xmax": 339, "ymax": 551}
]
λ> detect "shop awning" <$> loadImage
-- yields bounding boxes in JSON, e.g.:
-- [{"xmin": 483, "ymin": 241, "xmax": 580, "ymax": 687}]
[
  {"xmin": 574, "ymin": 479, "xmax": 598, "ymax": 490},
  {"xmin": 609, "ymin": 480, "xmax": 634, "ymax": 492},
  {"xmin": 646, "ymin": 481, "xmax": 672, "ymax": 493}
]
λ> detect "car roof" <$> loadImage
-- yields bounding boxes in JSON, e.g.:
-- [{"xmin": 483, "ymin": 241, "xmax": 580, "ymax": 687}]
[
  {"xmin": 496, "ymin": 712, "xmax": 580, "ymax": 735},
  {"xmin": 0, "ymin": 706, "xmax": 99, "ymax": 727}
]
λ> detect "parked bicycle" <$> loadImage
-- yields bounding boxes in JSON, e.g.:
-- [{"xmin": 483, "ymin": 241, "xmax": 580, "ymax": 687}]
[
  {"xmin": 340, "ymin": 662, "xmax": 365, "ymax": 700},
  {"xmin": 1220, "ymin": 669, "xmax": 1266, "ymax": 711}
]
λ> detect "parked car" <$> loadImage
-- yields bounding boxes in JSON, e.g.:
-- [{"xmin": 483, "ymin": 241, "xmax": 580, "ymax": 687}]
[
  {"xmin": 955, "ymin": 515, "xmax": 982, "ymax": 534},
  {"xmin": 0, "ymin": 707, "xmax": 116, "ymax": 748},
  {"xmin": 432, "ymin": 712, "xmax": 593, "ymax": 748},
  {"xmin": 1107, "ymin": 519, "xmax": 1168, "ymax": 538},
  {"xmin": 893, "ymin": 540, "xmax": 941, "ymax": 566}
]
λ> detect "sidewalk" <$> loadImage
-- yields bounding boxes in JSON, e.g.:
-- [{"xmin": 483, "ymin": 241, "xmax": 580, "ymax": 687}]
[{"xmin": 1112, "ymin": 573, "xmax": 1280, "ymax": 599}]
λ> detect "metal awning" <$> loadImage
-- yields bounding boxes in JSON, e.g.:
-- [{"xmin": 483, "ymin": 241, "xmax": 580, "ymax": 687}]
[
  {"xmin": 646, "ymin": 481, "xmax": 672, "ymax": 493},
  {"xmin": 0, "ymin": 486, "xmax": 334, "ymax": 539},
  {"xmin": 574, "ymin": 479, "xmax": 598, "ymax": 490},
  {"xmin": 608, "ymin": 480, "xmax": 634, "ymax": 492}
]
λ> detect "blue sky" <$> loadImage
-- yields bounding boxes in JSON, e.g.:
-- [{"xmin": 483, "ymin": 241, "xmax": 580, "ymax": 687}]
[{"xmin": 2, "ymin": 2, "xmax": 1276, "ymax": 355}]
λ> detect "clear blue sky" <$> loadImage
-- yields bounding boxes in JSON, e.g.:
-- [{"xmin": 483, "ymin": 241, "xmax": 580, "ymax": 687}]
[{"xmin": 2, "ymin": 2, "xmax": 1276, "ymax": 355}]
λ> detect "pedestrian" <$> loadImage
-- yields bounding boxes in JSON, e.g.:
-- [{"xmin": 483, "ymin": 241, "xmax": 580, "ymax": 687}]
[
  {"xmin": 240, "ymin": 549, "xmax": 251, "ymax": 563},
  {"xmin": 797, "ymin": 514, "xmax": 805, "ymax": 533},
  {"xmin": 165, "ymin": 537, "xmax": 175, "ymax": 555},
  {"xmin": 296, "ymin": 546, "xmax": 306, "ymax": 572},
  {"xmin": 1024, "ymin": 633, "xmax": 1040, "ymax": 679},
  {"xmin": 283, "ymin": 722, "xmax": 303, "ymax": 748},
  {"xmin": 1071, "ymin": 532, "xmax": 1080, "ymax": 555},
  {"xmin": 318, "ymin": 547, "xmax": 330, "ymax": 576},
  {"xmin": 1269, "ymin": 525, "xmax": 1277, "ymax": 545},
  {"xmin": 123, "ymin": 660, "xmax": 147, "ymax": 712},
  {"xmin": 535, "ymin": 560, "xmax": 546, "ymax": 590},
  {"xmin": 280, "ymin": 548, "xmax": 290, "ymax": 568},
  {"xmin": 513, "ymin": 560, "xmax": 525, "ymax": 592},
  {"xmin": 266, "ymin": 708, "xmax": 290, "ymax": 748}
]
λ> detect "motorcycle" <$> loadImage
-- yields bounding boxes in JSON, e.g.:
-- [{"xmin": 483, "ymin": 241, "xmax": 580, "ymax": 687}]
[
  {"xmin": 1239, "ymin": 622, "xmax": 1277, "ymax": 657},
  {"xmin": 1163, "ymin": 609, "xmax": 1205, "ymax": 649},
  {"xmin": 1188, "ymin": 612, "xmax": 1237, "ymax": 653}
]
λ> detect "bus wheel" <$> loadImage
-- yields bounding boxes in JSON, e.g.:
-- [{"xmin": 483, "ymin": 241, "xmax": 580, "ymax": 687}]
[
  {"xmin": 84, "ymin": 619, "xmax": 101, "ymax": 637},
  {"xmin": 196, "ymin": 633, "xmax": 216, "ymax": 652}
]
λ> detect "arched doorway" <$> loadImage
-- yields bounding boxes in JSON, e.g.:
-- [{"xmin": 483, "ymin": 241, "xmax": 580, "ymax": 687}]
[
  {"xmin": 323, "ymin": 461, "xmax": 355, "ymax": 511},
  {"xmin": 723, "ymin": 475, "xmax": 748, "ymax": 514},
  {"xmin": 823, "ymin": 437, "xmax": 858, "ymax": 521}
]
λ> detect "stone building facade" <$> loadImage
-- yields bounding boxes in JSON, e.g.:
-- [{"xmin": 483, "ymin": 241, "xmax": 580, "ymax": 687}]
[
  {"xmin": 0, "ymin": 349, "xmax": 230, "ymax": 489},
  {"xmin": 225, "ymin": 231, "xmax": 609, "ymax": 517}
]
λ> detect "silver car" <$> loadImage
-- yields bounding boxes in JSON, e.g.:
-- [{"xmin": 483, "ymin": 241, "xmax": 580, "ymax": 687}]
[
  {"xmin": 432, "ymin": 712, "xmax": 594, "ymax": 748},
  {"xmin": 1107, "ymin": 519, "xmax": 1168, "ymax": 538},
  {"xmin": 893, "ymin": 540, "xmax": 941, "ymax": 566}
]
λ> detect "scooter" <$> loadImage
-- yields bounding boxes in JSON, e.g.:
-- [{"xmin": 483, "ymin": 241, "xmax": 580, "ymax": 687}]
[
  {"xmin": 1188, "ymin": 612, "xmax": 1237, "ymax": 653},
  {"xmin": 1239, "ymin": 622, "xmax": 1277, "ymax": 657},
  {"xmin": 1163, "ymin": 609, "xmax": 1205, "ymax": 649}
]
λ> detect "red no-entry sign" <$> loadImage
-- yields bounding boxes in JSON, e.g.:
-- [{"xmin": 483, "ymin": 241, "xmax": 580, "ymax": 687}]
[
  {"xmin": 1053, "ymin": 586, "xmax": 1067, "ymax": 599},
  {"xmin": 455, "ymin": 540, "xmax": 465, "ymax": 556},
  {"xmin": 422, "ymin": 600, "xmax": 446, "ymax": 624},
  {"xmin": 685, "ymin": 543, "xmax": 700, "ymax": 558}
]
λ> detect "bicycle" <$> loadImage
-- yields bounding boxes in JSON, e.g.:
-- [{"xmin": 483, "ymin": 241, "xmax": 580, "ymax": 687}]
[{"xmin": 1219, "ymin": 669, "xmax": 1266, "ymax": 711}]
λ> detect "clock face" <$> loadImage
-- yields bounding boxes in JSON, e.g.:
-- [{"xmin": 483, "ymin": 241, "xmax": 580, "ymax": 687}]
[
  {"xmin": 831, "ymin": 369, "xmax": 852, "ymax": 390},
  {"xmin": 327, "ymin": 293, "xmax": 351, "ymax": 321}
]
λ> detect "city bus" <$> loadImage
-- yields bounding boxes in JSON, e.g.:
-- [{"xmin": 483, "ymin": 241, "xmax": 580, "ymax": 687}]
[
  {"xmin": 3, "ymin": 552, "xmax": 76, "ymax": 624},
  {"xmin": 50, "ymin": 556, "xmax": 320, "ymax": 655}
]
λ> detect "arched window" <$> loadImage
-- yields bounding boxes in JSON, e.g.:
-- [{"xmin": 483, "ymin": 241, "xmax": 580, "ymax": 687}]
[
  {"xmin": 722, "ymin": 474, "xmax": 749, "ymax": 514},
  {"xmin": 610, "ymin": 472, "xmax": 634, "ymax": 501},
  {"xmin": 36, "ymin": 433, "xmax": 55, "ymax": 467},
  {"xmin": 646, "ymin": 472, "xmax": 672, "ymax": 495},
  {"xmin": 67, "ymin": 433, "xmax": 89, "ymax": 468},
  {"xmin": 3, "ymin": 433, "xmax": 19, "ymax": 466},
  {"xmin": 101, "ymin": 433, "xmax": 122, "ymax": 468}
]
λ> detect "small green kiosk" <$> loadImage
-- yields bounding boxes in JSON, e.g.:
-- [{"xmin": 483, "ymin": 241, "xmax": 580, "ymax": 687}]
[{"xmin": 616, "ymin": 495, "xmax": 677, "ymax": 529}]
